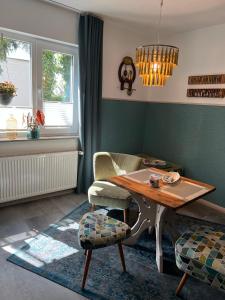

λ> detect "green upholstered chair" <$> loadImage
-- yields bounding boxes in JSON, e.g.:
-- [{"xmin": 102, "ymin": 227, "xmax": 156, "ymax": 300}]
[
  {"xmin": 175, "ymin": 226, "xmax": 225, "ymax": 296},
  {"xmin": 78, "ymin": 211, "xmax": 131, "ymax": 289},
  {"xmin": 88, "ymin": 152, "xmax": 142, "ymax": 223}
]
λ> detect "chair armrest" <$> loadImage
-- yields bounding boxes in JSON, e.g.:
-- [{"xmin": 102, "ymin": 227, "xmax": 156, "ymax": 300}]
[{"xmin": 93, "ymin": 152, "xmax": 117, "ymax": 181}]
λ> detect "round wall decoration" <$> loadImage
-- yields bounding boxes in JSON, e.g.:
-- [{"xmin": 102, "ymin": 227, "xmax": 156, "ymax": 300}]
[{"xmin": 118, "ymin": 56, "xmax": 136, "ymax": 96}]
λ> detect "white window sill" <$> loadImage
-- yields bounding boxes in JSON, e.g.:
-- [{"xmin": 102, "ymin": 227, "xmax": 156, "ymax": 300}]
[{"xmin": 0, "ymin": 135, "xmax": 79, "ymax": 142}]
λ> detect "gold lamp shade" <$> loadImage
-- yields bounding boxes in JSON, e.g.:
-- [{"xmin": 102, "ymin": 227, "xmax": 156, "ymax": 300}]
[{"xmin": 136, "ymin": 44, "xmax": 179, "ymax": 87}]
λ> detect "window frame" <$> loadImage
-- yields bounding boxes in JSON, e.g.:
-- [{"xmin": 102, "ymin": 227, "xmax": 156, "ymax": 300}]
[{"xmin": 0, "ymin": 28, "xmax": 79, "ymax": 137}]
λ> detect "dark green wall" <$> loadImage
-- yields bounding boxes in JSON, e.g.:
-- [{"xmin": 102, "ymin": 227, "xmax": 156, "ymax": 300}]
[
  {"xmin": 101, "ymin": 99, "xmax": 147, "ymax": 153},
  {"xmin": 101, "ymin": 99, "xmax": 225, "ymax": 207},
  {"xmin": 143, "ymin": 103, "xmax": 225, "ymax": 207}
]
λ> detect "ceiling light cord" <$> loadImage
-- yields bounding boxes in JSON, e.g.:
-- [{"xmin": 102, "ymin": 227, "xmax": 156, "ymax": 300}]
[{"xmin": 157, "ymin": 0, "xmax": 164, "ymax": 44}]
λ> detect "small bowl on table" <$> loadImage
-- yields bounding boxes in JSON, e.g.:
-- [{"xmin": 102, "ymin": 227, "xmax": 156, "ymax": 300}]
[{"xmin": 162, "ymin": 172, "xmax": 180, "ymax": 185}]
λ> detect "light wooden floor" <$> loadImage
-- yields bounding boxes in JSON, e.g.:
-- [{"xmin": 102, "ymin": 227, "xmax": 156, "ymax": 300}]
[{"xmin": 0, "ymin": 193, "xmax": 88, "ymax": 300}]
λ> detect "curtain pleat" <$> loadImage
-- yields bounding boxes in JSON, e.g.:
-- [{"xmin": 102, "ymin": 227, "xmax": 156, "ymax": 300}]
[{"xmin": 77, "ymin": 14, "xmax": 104, "ymax": 193}]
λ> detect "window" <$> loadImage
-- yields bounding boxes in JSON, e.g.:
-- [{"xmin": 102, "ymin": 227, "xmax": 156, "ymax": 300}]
[
  {"xmin": 37, "ymin": 42, "xmax": 78, "ymax": 134},
  {"xmin": 0, "ymin": 30, "xmax": 79, "ymax": 137},
  {"xmin": 0, "ymin": 37, "xmax": 32, "ymax": 132}
]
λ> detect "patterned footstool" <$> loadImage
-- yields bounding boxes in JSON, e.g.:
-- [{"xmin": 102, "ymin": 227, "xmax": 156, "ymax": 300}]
[
  {"xmin": 175, "ymin": 226, "xmax": 225, "ymax": 296},
  {"xmin": 78, "ymin": 211, "xmax": 131, "ymax": 289}
]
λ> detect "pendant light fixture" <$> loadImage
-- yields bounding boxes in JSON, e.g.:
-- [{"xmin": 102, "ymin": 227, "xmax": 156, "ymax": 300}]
[{"xmin": 136, "ymin": 0, "xmax": 179, "ymax": 87}]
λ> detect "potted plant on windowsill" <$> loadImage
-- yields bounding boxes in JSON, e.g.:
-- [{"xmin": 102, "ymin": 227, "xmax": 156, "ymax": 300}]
[
  {"xmin": 0, "ymin": 81, "xmax": 17, "ymax": 105},
  {"xmin": 23, "ymin": 110, "xmax": 45, "ymax": 139},
  {"xmin": 0, "ymin": 34, "xmax": 18, "ymax": 105}
]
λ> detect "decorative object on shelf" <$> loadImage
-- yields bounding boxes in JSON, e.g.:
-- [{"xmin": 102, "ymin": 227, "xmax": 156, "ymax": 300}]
[
  {"xmin": 6, "ymin": 113, "xmax": 18, "ymax": 140},
  {"xmin": 188, "ymin": 74, "xmax": 225, "ymax": 85},
  {"xmin": 27, "ymin": 126, "xmax": 40, "ymax": 139},
  {"xmin": 143, "ymin": 159, "xmax": 167, "ymax": 167},
  {"xmin": 135, "ymin": 0, "xmax": 179, "ymax": 87},
  {"xmin": 187, "ymin": 88, "xmax": 225, "ymax": 98},
  {"xmin": 118, "ymin": 56, "xmax": 136, "ymax": 96},
  {"xmin": 0, "ymin": 81, "xmax": 17, "ymax": 105},
  {"xmin": 149, "ymin": 159, "xmax": 166, "ymax": 167},
  {"xmin": 23, "ymin": 110, "xmax": 45, "ymax": 139},
  {"xmin": 139, "ymin": 153, "xmax": 184, "ymax": 175}
]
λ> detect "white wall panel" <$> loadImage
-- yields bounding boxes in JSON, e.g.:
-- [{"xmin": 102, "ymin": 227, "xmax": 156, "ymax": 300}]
[{"xmin": 0, "ymin": 0, "xmax": 79, "ymax": 44}]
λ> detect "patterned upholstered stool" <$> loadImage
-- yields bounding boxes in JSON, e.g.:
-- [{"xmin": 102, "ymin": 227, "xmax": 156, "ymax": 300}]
[
  {"xmin": 175, "ymin": 226, "xmax": 225, "ymax": 296},
  {"xmin": 78, "ymin": 211, "xmax": 131, "ymax": 289}
]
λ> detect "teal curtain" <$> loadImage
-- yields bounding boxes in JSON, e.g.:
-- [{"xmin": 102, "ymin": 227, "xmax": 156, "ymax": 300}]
[{"xmin": 77, "ymin": 14, "xmax": 104, "ymax": 193}]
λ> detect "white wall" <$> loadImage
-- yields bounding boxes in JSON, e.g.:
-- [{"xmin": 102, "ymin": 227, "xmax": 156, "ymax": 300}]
[
  {"xmin": 0, "ymin": 0, "xmax": 79, "ymax": 44},
  {"xmin": 103, "ymin": 20, "xmax": 225, "ymax": 106},
  {"xmin": 146, "ymin": 23, "xmax": 225, "ymax": 106},
  {"xmin": 102, "ymin": 18, "xmax": 153, "ymax": 101}
]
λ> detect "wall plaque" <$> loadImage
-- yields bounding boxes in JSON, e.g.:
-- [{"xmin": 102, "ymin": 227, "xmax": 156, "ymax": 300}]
[
  {"xmin": 187, "ymin": 88, "xmax": 225, "ymax": 98},
  {"xmin": 188, "ymin": 74, "xmax": 225, "ymax": 85}
]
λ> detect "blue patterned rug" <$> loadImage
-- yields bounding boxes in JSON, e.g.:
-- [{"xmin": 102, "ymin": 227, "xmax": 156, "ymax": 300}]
[{"xmin": 7, "ymin": 201, "xmax": 225, "ymax": 300}]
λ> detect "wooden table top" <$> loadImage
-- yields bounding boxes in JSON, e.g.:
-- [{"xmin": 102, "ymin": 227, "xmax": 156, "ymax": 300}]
[{"xmin": 109, "ymin": 168, "xmax": 216, "ymax": 209}]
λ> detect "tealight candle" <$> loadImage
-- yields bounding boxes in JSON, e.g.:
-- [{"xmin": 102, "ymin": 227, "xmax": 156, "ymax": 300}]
[{"xmin": 149, "ymin": 174, "xmax": 161, "ymax": 188}]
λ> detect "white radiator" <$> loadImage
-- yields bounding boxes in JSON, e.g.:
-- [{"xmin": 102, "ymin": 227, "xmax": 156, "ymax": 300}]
[{"xmin": 0, "ymin": 151, "xmax": 78, "ymax": 203}]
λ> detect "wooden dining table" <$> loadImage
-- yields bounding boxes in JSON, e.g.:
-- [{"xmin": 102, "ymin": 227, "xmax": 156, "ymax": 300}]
[{"xmin": 109, "ymin": 168, "xmax": 215, "ymax": 273}]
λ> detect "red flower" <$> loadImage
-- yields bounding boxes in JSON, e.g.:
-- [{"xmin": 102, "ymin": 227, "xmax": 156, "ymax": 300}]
[{"xmin": 36, "ymin": 110, "xmax": 45, "ymax": 126}]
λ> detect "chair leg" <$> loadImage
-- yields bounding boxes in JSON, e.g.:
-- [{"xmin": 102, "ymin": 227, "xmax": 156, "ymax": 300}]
[
  {"xmin": 176, "ymin": 273, "xmax": 189, "ymax": 296},
  {"xmin": 81, "ymin": 249, "xmax": 92, "ymax": 289},
  {"xmin": 90, "ymin": 204, "xmax": 96, "ymax": 212},
  {"xmin": 123, "ymin": 208, "xmax": 128, "ymax": 223},
  {"xmin": 118, "ymin": 242, "xmax": 126, "ymax": 272}
]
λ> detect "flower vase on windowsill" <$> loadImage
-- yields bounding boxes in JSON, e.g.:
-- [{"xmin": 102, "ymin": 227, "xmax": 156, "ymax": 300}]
[
  {"xmin": 27, "ymin": 126, "xmax": 40, "ymax": 139},
  {"xmin": 23, "ymin": 110, "xmax": 45, "ymax": 140}
]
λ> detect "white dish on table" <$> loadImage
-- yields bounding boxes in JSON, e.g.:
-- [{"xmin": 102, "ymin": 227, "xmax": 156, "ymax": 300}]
[{"xmin": 162, "ymin": 172, "xmax": 180, "ymax": 184}]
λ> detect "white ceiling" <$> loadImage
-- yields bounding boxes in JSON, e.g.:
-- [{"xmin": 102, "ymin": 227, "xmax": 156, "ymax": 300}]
[{"xmin": 50, "ymin": 0, "xmax": 225, "ymax": 34}]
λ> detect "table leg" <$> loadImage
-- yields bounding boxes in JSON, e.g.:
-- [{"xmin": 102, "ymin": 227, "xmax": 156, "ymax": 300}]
[
  {"xmin": 148, "ymin": 226, "xmax": 154, "ymax": 235},
  {"xmin": 124, "ymin": 194, "xmax": 157, "ymax": 245},
  {"xmin": 155, "ymin": 205, "xmax": 167, "ymax": 273},
  {"xmin": 123, "ymin": 194, "xmax": 171, "ymax": 273},
  {"xmin": 164, "ymin": 209, "xmax": 180, "ymax": 246}
]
